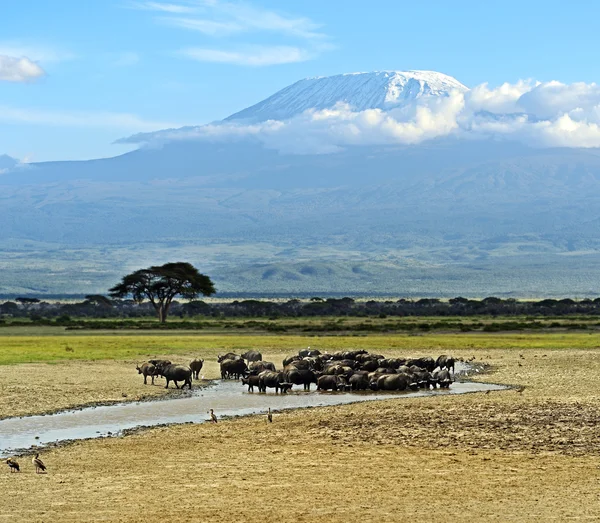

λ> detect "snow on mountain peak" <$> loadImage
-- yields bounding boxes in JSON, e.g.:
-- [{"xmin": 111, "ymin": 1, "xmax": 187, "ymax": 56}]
[{"xmin": 224, "ymin": 70, "xmax": 468, "ymax": 123}]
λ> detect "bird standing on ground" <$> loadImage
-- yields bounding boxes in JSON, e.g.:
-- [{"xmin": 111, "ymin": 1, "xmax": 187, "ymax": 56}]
[
  {"xmin": 267, "ymin": 408, "xmax": 273, "ymax": 423},
  {"xmin": 209, "ymin": 409, "xmax": 218, "ymax": 423},
  {"xmin": 5, "ymin": 458, "xmax": 20, "ymax": 473},
  {"xmin": 32, "ymin": 453, "xmax": 47, "ymax": 474}
]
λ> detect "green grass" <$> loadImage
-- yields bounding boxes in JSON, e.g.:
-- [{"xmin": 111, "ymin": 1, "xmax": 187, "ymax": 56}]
[{"xmin": 0, "ymin": 327, "xmax": 599, "ymax": 365}]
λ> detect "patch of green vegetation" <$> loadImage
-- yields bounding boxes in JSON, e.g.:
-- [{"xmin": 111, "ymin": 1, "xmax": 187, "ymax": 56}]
[{"xmin": 0, "ymin": 330, "xmax": 599, "ymax": 366}]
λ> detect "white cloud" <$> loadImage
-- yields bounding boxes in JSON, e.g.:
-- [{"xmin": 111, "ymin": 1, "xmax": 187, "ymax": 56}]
[
  {"xmin": 119, "ymin": 79, "xmax": 600, "ymax": 151},
  {"xmin": 129, "ymin": 1, "xmax": 196, "ymax": 14},
  {"xmin": 135, "ymin": 0, "xmax": 331, "ymax": 66},
  {"xmin": 162, "ymin": 16, "xmax": 241, "ymax": 35},
  {"xmin": 143, "ymin": 1, "xmax": 326, "ymax": 39},
  {"xmin": 0, "ymin": 55, "xmax": 45, "ymax": 82},
  {"xmin": 0, "ymin": 106, "xmax": 184, "ymax": 131},
  {"xmin": 180, "ymin": 45, "xmax": 312, "ymax": 66}
]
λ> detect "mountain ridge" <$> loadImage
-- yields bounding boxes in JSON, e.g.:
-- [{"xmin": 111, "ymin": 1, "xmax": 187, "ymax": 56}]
[
  {"xmin": 224, "ymin": 70, "xmax": 468, "ymax": 123},
  {"xmin": 1, "ymin": 71, "xmax": 600, "ymax": 296}
]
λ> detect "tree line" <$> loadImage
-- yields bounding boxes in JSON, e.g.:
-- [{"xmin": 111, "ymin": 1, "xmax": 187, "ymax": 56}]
[{"xmin": 3, "ymin": 295, "xmax": 600, "ymax": 321}]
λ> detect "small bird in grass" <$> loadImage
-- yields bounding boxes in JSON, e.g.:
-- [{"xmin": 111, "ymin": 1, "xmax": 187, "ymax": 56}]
[
  {"xmin": 267, "ymin": 408, "xmax": 273, "ymax": 423},
  {"xmin": 32, "ymin": 453, "xmax": 47, "ymax": 474},
  {"xmin": 5, "ymin": 458, "xmax": 20, "ymax": 473},
  {"xmin": 209, "ymin": 409, "xmax": 218, "ymax": 423}
]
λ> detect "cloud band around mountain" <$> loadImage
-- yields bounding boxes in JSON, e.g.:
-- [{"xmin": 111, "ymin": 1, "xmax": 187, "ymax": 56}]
[{"xmin": 119, "ymin": 80, "xmax": 600, "ymax": 151}]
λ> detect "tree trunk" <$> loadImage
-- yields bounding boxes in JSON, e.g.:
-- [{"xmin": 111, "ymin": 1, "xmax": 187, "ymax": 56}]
[{"xmin": 157, "ymin": 305, "xmax": 167, "ymax": 323}]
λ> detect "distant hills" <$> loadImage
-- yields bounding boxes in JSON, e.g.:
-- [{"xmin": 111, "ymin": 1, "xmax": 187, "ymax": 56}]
[{"xmin": 1, "ymin": 71, "xmax": 600, "ymax": 297}]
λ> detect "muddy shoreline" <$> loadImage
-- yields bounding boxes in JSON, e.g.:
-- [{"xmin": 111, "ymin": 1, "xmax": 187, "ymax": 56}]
[{"xmin": 2, "ymin": 374, "xmax": 508, "ymax": 457}]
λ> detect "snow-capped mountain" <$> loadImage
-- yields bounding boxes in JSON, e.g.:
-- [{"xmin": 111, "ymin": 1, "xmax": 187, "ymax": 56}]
[{"xmin": 224, "ymin": 70, "xmax": 468, "ymax": 123}]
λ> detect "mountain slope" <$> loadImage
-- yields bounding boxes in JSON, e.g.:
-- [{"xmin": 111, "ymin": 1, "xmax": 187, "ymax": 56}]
[
  {"xmin": 1, "ymin": 71, "xmax": 600, "ymax": 296},
  {"xmin": 224, "ymin": 70, "xmax": 468, "ymax": 123}
]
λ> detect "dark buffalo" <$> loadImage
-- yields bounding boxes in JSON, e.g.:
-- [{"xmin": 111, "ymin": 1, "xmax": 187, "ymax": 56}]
[
  {"xmin": 298, "ymin": 348, "xmax": 321, "ymax": 358},
  {"xmin": 341, "ymin": 350, "xmax": 368, "ymax": 360},
  {"xmin": 258, "ymin": 371, "xmax": 293, "ymax": 393},
  {"xmin": 241, "ymin": 375, "xmax": 261, "ymax": 392},
  {"xmin": 406, "ymin": 357, "xmax": 436, "ymax": 372},
  {"xmin": 148, "ymin": 359, "xmax": 171, "ymax": 375},
  {"xmin": 302, "ymin": 356, "xmax": 324, "ymax": 371},
  {"xmin": 434, "ymin": 368, "xmax": 453, "ymax": 388},
  {"xmin": 317, "ymin": 375, "xmax": 348, "ymax": 391},
  {"xmin": 349, "ymin": 372, "xmax": 370, "ymax": 390},
  {"xmin": 412, "ymin": 368, "xmax": 435, "ymax": 389},
  {"xmin": 218, "ymin": 353, "xmax": 241, "ymax": 363},
  {"xmin": 371, "ymin": 374, "xmax": 410, "ymax": 391},
  {"xmin": 379, "ymin": 358, "xmax": 406, "ymax": 369},
  {"xmin": 242, "ymin": 350, "xmax": 262, "ymax": 363},
  {"xmin": 436, "ymin": 355, "xmax": 455, "ymax": 373},
  {"xmin": 159, "ymin": 364, "xmax": 192, "ymax": 389},
  {"xmin": 189, "ymin": 358, "xmax": 204, "ymax": 380},
  {"xmin": 323, "ymin": 365, "xmax": 353, "ymax": 379},
  {"xmin": 220, "ymin": 358, "xmax": 248, "ymax": 380},
  {"xmin": 375, "ymin": 367, "xmax": 397, "ymax": 375},
  {"xmin": 286, "ymin": 369, "xmax": 318, "ymax": 391},
  {"xmin": 136, "ymin": 362, "xmax": 157, "ymax": 385},
  {"xmin": 286, "ymin": 359, "xmax": 312, "ymax": 370},
  {"xmin": 359, "ymin": 359, "xmax": 382, "ymax": 372},
  {"xmin": 282, "ymin": 355, "xmax": 301, "ymax": 367},
  {"xmin": 248, "ymin": 361, "xmax": 276, "ymax": 374}
]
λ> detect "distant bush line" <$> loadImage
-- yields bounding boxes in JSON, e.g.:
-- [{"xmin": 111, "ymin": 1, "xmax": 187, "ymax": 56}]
[{"xmin": 1, "ymin": 296, "xmax": 600, "ymax": 332}]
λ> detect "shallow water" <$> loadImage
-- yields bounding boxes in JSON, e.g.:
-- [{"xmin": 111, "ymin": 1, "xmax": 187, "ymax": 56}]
[{"xmin": 0, "ymin": 377, "xmax": 505, "ymax": 457}]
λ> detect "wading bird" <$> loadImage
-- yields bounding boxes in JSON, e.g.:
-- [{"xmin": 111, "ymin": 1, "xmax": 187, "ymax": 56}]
[
  {"xmin": 5, "ymin": 458, "xmax": 20, "ymax": 473},
  {"xmin": 209, "ymin": 409, "xmax": 218, "ymax": 423},
  {"xmin": 267, "ymin": 408, "xmax": 273, "ymax": 423},
  {"xmin": 32, "ymin": 453, "xmax": 47, "ymax": 474}
]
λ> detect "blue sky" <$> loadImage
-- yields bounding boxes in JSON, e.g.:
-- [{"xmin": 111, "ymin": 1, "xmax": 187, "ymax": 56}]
[{"xmin": 1, "ymin": 0, "xmax": 600, "ymax": 161}]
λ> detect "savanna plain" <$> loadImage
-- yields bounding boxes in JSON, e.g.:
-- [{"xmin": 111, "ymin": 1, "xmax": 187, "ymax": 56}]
[{"xmin": 1, "ymin": 323, "xmax": 600, "ymax": 522}]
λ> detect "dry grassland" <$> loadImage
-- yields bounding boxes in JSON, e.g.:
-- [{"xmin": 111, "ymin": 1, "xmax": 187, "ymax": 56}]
[{"xmin": 1, "ymin": 339, "xmax": 600, "ymax": 521}]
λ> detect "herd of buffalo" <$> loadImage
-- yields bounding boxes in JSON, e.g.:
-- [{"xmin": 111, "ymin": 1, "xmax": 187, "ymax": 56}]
[{"xmin": 136, "ymin": 349, "xmax": 455, "ymax": 393}]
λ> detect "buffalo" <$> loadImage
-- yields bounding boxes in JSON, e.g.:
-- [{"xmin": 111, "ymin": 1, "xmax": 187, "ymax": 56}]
[
  {"xmin": 406, "ymin": 357, "xmax": 436, "ymax": 372},
  {"xmin": 242, "ymin": 350, "xmax": 262, "ymax": 363},
  {"xmin": 220, "ymin": 358, "xmax": 248, "ymax": 380},
  {"xmin": 371, "ymin": 374, "xmax": 411, "ymax": 391},
  {"xmin": 189, "ymin": 358, "xmax": 204, "ymax": 380},
  {"xmin": 136, "ymin": 362, "xmax": 157, "ymax": 385},
  {"xmin": 148, "ymin": 359, "xmax": 171, "ymax": 375},
  {"xmin": 241, "ymin": 375, "xmax": 261, "ymax": 392},
  {"xmin": 434, "ymin": 368, "xmax": 453, "ymax": 388},
  {"xmin": 286, "ymin": 369, "xmax": 318, "ymax": 391},
  {"xmin": 218, "ymin": 353, "xmax": 241, "ymax": 363},
  {"xmin": 349, "ymin": 372, "xmax": 370, "ymax": 391},
  {"xmin": 159, "ymin": 364, "xmax": 192, "ymax": 390},
  {"xmin": 248, "ymin": 361, "xmax": 276, "ymax": 374},
  {"xmin": 298, "ymin": 348, "xmax": 321, "ymax": 358},
  {"xmin": 436, "ymin": 355, "xmax": 456, "ymax": 374},
  {"xmin": 258, "ymin": 371, "xmax": 293, "ymax": 393},
  {"xmin": 317, "ymin": 375, "xmax": 349, "ymax": 391}
]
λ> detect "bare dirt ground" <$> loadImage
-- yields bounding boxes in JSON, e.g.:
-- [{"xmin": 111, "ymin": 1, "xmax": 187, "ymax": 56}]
[
  {"xmin": 2, "ymin": 346, "xmax": 600, "ymax": 521},
  {"xmin": 0, "ymin": 355, "xmax": 223, "ymax": 419}
]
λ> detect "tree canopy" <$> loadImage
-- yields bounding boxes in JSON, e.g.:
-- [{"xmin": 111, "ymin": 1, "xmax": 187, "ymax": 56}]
[{"xmin": 108, "ymin": 262, "xmax": 215, "ymax": 322}]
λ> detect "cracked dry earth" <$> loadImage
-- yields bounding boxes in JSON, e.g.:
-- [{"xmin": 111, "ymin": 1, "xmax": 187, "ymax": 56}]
[{"xmin": 2, "ymin": 346, "xmax": 600, "ymax": 521}]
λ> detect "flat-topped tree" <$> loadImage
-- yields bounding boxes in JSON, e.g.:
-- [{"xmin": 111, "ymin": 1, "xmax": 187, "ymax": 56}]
[{"xmin": 109, "ymin": 262, "xmax": 215, "ymax": 322}]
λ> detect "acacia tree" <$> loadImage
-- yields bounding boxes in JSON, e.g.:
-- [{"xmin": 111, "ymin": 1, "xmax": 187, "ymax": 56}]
[{"xmin": 109, "ymin": 262, "xmax": 215, "ymax": 322}]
